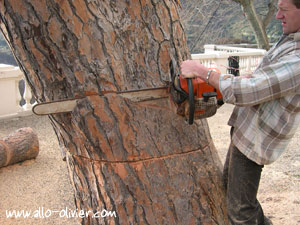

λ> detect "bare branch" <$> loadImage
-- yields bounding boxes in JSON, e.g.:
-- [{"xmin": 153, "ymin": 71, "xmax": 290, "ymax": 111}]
[{"xmin": 263, "ymin": 0, "xmax": 277, "ymax": 28}]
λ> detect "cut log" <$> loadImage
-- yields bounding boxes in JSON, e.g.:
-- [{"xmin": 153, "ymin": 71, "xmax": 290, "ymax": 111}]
[{"xmin": 0, "ymin": 127, "xmax": 39, "ymax": 168}]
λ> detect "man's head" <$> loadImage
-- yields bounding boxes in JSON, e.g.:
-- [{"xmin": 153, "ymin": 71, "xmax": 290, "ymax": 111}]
[{"xmin": 276, "ymin": 0, "xmax": 300, "ymax": 34}]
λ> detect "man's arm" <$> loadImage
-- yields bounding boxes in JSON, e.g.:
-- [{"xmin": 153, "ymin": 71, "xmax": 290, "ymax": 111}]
[{"xmin": 180, "ymin": 56, "xmax": 300, "ymax": 106}]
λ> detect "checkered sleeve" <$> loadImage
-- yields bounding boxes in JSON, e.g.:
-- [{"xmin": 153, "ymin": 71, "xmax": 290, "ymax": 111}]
[{"xmin": 219, "ymin": 54, "xmax": 300, "ymax": 106}]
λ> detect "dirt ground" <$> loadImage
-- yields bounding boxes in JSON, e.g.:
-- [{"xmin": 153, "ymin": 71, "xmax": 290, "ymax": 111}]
[{"xmin": 0, "ymin": 104, "xmax": 299, "ymax": 225}]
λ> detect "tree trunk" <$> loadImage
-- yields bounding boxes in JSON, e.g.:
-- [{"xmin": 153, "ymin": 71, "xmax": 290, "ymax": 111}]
[
  {"xmin": 0, "ymin": 1, "xmax": 228, "ymax": 224},
  {"xmin": 0, "ymin": 127, "xmax": 39, "ymax": 167}
]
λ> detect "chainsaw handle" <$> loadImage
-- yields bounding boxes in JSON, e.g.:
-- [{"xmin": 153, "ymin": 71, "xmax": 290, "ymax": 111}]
[{"xmin": 187, "ymin": 78, "xmax": 195, "ymax": 125}]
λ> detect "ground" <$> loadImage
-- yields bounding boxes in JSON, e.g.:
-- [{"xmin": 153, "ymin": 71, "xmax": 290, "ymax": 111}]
[{"xmin": 0, "ymin": 104, "xmax": 299, "ymax": 225}]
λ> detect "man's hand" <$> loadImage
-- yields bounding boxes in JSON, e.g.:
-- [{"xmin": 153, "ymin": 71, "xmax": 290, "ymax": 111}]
[
  {"xmin": 180, "ymin": 60, "xmax": 209, "ymax": 79},
  {"xmin": 181, "ymin": 60, "xmax": 221, "ymax": 90}
]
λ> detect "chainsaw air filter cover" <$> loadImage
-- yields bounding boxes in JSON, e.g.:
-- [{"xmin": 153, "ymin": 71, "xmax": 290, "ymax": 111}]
[{"xmin": 185, "ymin": 97, "xmax": 218, "ymax": 120}]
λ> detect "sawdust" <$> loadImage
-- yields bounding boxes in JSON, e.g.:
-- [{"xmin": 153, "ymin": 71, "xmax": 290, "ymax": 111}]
[{"xmin": 0, "ymin": 103, "xmax": 299, "ymax": 224}]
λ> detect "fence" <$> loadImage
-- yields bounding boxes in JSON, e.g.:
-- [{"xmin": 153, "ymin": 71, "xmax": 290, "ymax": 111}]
[
  {"xmin": 0, "ymin": 64, "xmax": 34, "ymax": 120},
  {"xmin": 191, "ymin": 44, "xmax": 266, "ymax": 75}
]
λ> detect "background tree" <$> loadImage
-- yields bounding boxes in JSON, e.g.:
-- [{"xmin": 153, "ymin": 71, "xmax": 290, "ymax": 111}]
[
  {"xmin": 179, "ymin": 0, "xmax": 280, "ymax": 53},
  {"xmin": 0, "ymin": 0, "xmax": 227, "ymax": 224},
  {"xmin": 0, "ymin": 32, "xmax": 16, "ymax": 65},
  {"xmin": 232, "ymin": 0, "xmax": 277, "ymax": 49},
  {"xmin": 179, "ymin": 0, "xmax": 223, "ymax": 52}
]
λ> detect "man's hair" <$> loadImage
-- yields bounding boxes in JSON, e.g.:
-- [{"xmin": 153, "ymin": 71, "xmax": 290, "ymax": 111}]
[{"xmin": 292, "ymin": 0, "xmax": 300, "ymax": 9}]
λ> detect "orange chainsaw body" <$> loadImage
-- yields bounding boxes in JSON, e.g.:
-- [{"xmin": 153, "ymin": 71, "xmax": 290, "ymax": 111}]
[
  {"xmin": 169, "ymin": 59, "xmax": 223, "ymax": 124},
  {"xmin": 178, "ymin": 75, "xmax": 223, "ymax": 117},
  {"xmin": 178, "ymin": 75, "xmax": 222, "ymax": 101}
]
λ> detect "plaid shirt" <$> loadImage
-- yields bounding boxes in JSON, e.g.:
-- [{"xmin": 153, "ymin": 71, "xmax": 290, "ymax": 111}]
[{"xmin": 219, "ymin": 32, "xmax": 300, "ymax": 165}]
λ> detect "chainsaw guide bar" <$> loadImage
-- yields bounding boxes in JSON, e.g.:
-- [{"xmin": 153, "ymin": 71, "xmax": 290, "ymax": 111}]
[
  {"xmin": 33, "ymin": 60, "xmax": 223, "ymax": 125},
  {"xmin": 32, "ymin": 87, "xmax": 169, "ymax": 116}
]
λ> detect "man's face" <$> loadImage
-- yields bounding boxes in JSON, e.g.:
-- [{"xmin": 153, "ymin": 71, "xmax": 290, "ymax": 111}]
[{"xmin": 276, "ymin": 0, "xmax": 300, "ymax": 34}]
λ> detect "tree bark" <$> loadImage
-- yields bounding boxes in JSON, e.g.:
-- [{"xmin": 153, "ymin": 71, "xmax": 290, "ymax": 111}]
[
  {"xmin": 0, "ymin": 1, "xmax": 228, "ymax": 224},
  {"xmin": 0, "ymin": 127, "xmax": 39, "ymax": 167}
]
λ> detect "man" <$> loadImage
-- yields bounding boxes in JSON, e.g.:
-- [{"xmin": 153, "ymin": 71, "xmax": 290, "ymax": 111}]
[{"xmin": 180, "ymin": 0, "xmax": 300, "ymax": 224}]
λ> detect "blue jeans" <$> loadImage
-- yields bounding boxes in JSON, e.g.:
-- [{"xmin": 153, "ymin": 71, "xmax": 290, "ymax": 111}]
[{"xmin": 223, "ymin": 128, "xmax": 265, "ymax": 225}]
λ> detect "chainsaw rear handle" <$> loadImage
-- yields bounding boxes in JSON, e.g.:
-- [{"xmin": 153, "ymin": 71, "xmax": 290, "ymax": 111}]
[{"xmin": 187, "ymin": 78, "xmax": 195, "ymax": 125}]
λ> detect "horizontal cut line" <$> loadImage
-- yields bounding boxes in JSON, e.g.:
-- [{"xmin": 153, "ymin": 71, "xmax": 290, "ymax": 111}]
[{"xmin": 72, "ymin": 143, "xmax": 211, "ymax": 165}]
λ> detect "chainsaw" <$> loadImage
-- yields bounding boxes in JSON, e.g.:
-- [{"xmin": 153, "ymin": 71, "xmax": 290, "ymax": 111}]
[
  {"xmin": 32, "ymin": 60, "xmax": 223, "ymax": 124},
  {"xmin": 169, "ymin": 60, "xmax": 223, "ymax": 124}
]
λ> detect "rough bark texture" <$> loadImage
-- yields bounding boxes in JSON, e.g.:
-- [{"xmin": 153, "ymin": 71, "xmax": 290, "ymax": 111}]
[
  {"xmin": 0, "ymin": 1, "xmax": 228, "ymax": 224},
  {"xmin": 0, "ymin": 127, "xmax": 39, "ymax": 167}
]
